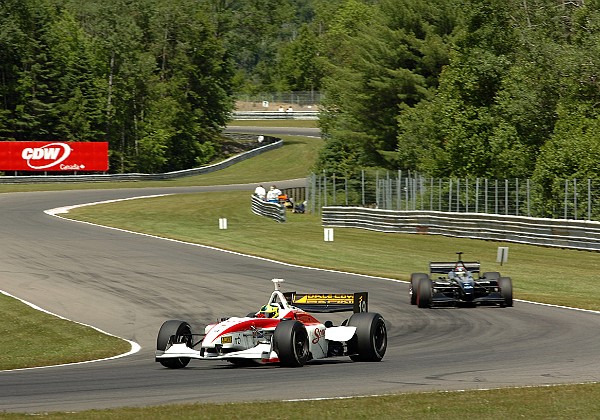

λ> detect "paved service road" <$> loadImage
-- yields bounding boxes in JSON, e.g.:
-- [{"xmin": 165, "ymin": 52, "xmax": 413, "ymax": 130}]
[{"xmin": 1, "ymin": 186, "xmax": 600, "ymax": 413}]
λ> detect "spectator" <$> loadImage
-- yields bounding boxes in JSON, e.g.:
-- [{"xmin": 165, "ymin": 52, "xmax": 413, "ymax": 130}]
[
  {"xmin": 294, "ymin": 200, "xmax": 306, "ymax": 214},
  {"xmin": 266, "ymin": 185, "xmax": 282, "ymax": 203},
  {"xmin": 284, "ymin": 197, "xmax": 294, "ymax": 209},
  {"xmin": 254, "ymin": 184, "xmax": 266, "ymax": 200}
]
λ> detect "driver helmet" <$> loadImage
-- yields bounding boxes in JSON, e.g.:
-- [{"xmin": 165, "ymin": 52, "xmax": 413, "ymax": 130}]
[
  {"xmin": 259, "ymin": 304, "xmax": 279, "ymax": 318},
  {"xmin": 455, "ymin": 266, "xmax": 467, "ymax": 278}
]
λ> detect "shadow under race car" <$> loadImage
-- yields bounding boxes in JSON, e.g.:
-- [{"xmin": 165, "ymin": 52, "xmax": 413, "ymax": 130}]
[
  {"xmin": 155, "ymin": 279, "xmax": 387, "ymax": 368},
  {"xmin": 410, "ymin": 253, "xmax": 513, "ymax": 308}
]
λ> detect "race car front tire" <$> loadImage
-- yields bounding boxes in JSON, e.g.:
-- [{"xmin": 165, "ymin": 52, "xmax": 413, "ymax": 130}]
[
  {"xmin": 417, "ymin": 277, "xmax": 433, "ymax": 308},
  {"xmin": 347, "ymin": 312, "xmax": 387, "ymax": 362},
  {"xmin": 410, "ymin": 273, "xmax": 429, "ymax": 305},
  {"xmin": 273, "ymin": 320, "xmax": 310, "ymax": 367},
  {"xmin": 498, "ymin": 277, "xmax": 513, "ymax": 307},
  {"xmin": 156, "ymin": 320, "xmax": 192, "ymax": 369}
]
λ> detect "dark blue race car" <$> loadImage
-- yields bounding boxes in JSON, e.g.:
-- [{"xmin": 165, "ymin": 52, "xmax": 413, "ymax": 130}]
[{"xmin": 409, "ymin": 252, "xmax": 513, "ymax": 308}]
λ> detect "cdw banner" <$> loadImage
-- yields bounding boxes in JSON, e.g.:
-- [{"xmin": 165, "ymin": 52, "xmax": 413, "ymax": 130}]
[{"xmin": 0, "ymin": 142, "xmax": 109, "ymax": 172}]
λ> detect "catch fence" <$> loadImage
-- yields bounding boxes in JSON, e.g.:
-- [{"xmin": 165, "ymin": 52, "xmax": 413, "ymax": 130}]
[
  {"xmin": 307, "ymin": 171, "xmax": 600, "ymax": 222},
  {"xmin": 235, "ymin": 91, "xmax": 322, "ymax": 111}
]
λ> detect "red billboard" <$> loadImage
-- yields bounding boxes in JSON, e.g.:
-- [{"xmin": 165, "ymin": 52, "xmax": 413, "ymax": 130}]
[{"xmin": 0, "ymin": 141, "xmax": 109, "ymax": 172}]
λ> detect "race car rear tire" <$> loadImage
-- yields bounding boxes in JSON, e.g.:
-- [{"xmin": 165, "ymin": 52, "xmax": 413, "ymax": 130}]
[
  {"xmin": 347, "ymin": 312, "xmax": 387, "ymax": 362},
  {"xmin": 417, "ymin": 277, "xmax": 433, "ymax": 308},
  {"xmin": 498, "ymin": 277, "xmax": 513, "ymax": 307},
  {"xmin": 410, "ymin": 273, "xmax": 429, "ymax": 305},
  {"xmin": 156, "ymin": 320, "xmax": 192, "ymax": 369},
  {"xmin": 273, "ymin": 320, "xmax": 309, "ymax": 367}
]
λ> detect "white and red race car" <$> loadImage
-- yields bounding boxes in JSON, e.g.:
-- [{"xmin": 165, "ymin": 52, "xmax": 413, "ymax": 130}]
[{"xmin": 155, "ymin": 279, "xmax": 387, "ymax": 368}]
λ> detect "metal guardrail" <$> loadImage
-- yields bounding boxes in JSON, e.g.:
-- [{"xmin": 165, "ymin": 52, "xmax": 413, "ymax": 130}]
[
  {"xmin": 0, "ymin": 138, "xmax": 282, "ymax": 183},
  {"xmin": 232, "ymin": 111, "xmax": 318, "ymax": 120},
  {"xmin": 322, "ymin": 207, "xmax": 600, "ymax": 251},
  {"xmin": 251, "ymin": 195, "xmax": 286, "ymax": 222}
]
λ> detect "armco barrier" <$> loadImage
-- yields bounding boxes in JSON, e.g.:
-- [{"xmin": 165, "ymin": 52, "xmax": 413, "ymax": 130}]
[
  {"xmin": 232, "ymin": 111, "xmax": 318, "ymax": 120},
  {"xmin": 251, "ymin": 195, "xmax": 286, "ymax": 223},
  {"xmin": 322, "ymin": 207, "xmax": 600, "ymax": 251},
  {"xmin": 0, "ymin": 138, "xmax": 282, "ymax": 184}
]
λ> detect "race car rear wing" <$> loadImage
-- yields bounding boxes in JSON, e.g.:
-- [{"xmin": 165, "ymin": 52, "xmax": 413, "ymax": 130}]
[
  {"xmin": 283, "ymin": 292, "xmax": 368, "ymax": 313},
  {"xmin": 429, "ymin": 261, "xmax": 481, "ymax": 274}
]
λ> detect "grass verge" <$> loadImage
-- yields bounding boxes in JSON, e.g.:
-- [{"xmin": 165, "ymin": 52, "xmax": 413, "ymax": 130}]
[
  {"xmin": 2, "ymin": 383, "xmax": 600, "ymax": 419},
  {"xmin": 0, "ymin": 293, "xmax": 131, "ymax": 371}
]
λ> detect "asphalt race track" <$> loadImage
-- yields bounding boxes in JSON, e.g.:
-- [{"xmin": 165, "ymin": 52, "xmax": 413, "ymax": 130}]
[{"xmin": 1, "ymin": 186, "xmax": 600, "ymax": 413}]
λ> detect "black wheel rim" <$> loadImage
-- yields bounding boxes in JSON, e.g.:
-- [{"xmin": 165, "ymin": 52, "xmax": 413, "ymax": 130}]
[
  {"xmin": 293, "ymin": 330, "xmax": 308, "ymax": 360},
  {"xmin": 373, "ymin": 321, "xmax": 387, "ymax": 356}
]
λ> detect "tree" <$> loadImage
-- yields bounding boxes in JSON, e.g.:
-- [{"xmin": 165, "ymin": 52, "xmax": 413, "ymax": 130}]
[
  {"xmin": 11, "ymin": 0, "xmax": 63, "ymax": 140},
  {"xmin": 276, "ymin": 24, "xmax": 323, "ymax": 92},
  {"xmin": 318, "ymin": 0, "xmax": 457, "ymax": 173}
]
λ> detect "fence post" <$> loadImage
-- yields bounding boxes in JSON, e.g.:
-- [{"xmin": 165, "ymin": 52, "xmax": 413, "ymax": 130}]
[
  {"xmin": 504, "ymin": 179, "xmax": 508, "ymax": 215},
  {"xmin": 323, "ymin": 171, "xmax": 328, "ymax": 207},
  {"xmin": 515, "ymin": 178, "xmax": 519, "ymax": 216},
  {"xmin": 438, "ymin": 178, "xmax": 442, "ymax": 212},
  {"xmin": 564, "ymin": 179, "xmax": 568, "ymax": 219},
  {"xmin": 475, "ymin": 178, "xmax": 479, "ymax": 213},
  {"xmin": 527, "ymin": 178, "xmax": 531, "ymax": 217},
  {"xmin": 588, "ymin": 179, "xmax": 592, "ymax": 221},
  {"xmin": 458, "ymin": 178, "xmax": 462, "ymax": 212},
  {"xmin": 412, "ymin": 176, "xmax": 417, "ymax": 210},
  {"xmin": 361, "ymin": 170, "xmax": 365, "ymax": 207},
  {"xmin": 448, "ymin": 178, "xmax": 453, "ymax": 212},
  {"xmin": 574, "ymin": 179, "xmax": 578, "ymax": 220},
  {"xmin": 316, "ymin": 173, "xmax": 321, "ymax": 214},
  {"xmin": 485, "ymin": 178, "xmax": 488, "ymax": 213},
  {"xmin": 375, "ymin": 171, "xmax": 380, "ymax": 208},
  {"xmin": 397, "ymin": 170, "xmax": 402, "ymax": 210},
  {"xmin": 495, "ymin": 179, "xmax": 499, "ymax": 214},
  {"xmin": 345, "ymin": 177, "xmax": 349, "ymax": 206},
  {"xmin": 430, "ymin": 177, "xmax": 434, "ymax": 211},
  {"xmin": 310, "ymin": 174, "xmax": 321, "ymax": 214},
  {"xmin": 465, "ymin": 178, "xmax": 469, "ymax": 212},
  {"xmin": 385, "ymin": 171, "xmax": 394, "ymax": 210}
]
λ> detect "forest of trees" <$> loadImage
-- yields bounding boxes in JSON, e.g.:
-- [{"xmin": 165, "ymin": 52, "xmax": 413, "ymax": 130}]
[{"xmin": 1, "ymin": 0, "xmax": 600, "ymax": 189}]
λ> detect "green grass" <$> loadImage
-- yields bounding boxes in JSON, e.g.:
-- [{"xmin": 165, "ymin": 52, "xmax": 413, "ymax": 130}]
[
  {"xmin": 2, "ymin": 384, "xmax": 600, "ymax": 419},
  {"xmin": 3, "ymin": 130, "xmax": 600, "ymax": 417},
  {"xmin": 0, "ymin": 293, "xmax": 131, "ymax": 371}
]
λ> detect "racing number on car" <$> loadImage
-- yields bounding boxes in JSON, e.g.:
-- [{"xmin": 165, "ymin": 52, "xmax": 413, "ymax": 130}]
[
  {"xmin": 234, "ymin": 337, "xmax": 241, "ymax": 345},
  {"xmin": 358, "ymin": 295, "xmax": 367, "ymax": 312}
]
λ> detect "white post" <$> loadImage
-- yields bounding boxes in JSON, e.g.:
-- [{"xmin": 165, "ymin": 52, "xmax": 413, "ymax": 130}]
[
  {"xmin": 496, "ymin": 247, "xmax": 508, "ymax": 265},
  {"xmin": 219, "ymin": 218, "xmax": 228, "ymax": 229},
  {"xmin": 324, "ymin": 228, "xmax": 334, "ymax": 242}
]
